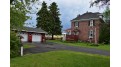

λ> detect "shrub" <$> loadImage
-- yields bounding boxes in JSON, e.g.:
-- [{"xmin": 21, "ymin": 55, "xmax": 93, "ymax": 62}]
[
  {"xmin": 10, "ymin": 31, "xmax": 21, "ymax": 58},
  {"xmin": 99, "ymin": 23, "xmax": 110, "ymax": 44}
]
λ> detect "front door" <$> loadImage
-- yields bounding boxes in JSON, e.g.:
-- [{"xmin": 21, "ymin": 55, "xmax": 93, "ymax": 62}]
[{"xmin": 28, "ymin": 33, "xmax": 32, "ymax": 42}]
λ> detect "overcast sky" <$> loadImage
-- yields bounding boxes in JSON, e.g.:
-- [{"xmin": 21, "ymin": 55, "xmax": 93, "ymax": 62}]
[{"xmin": 24, "ymin": 0, "xmax": 105, "ymax": 31}]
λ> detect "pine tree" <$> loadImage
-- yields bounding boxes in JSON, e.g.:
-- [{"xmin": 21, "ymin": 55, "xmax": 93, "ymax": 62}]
[
  {"xmin": 36, "ymin": 2, "xmax": 62, "ymax": 40},
  {"xmin": 49, "ymin": 2, "xmax": 62, "ymax": 39},
  {"xmin": 36, "ymin": 1, "xmax": 50, "ymax": 32}
]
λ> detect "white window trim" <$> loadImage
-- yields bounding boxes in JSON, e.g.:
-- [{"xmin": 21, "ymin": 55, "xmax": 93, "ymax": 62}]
[
  {"xmin": 90, "ymin": 20, "xmax": 93, "ymax": 26},
  {"xmin": 89, "ymin": 30, "xmax": 94, "ymax": 38},
  {"xmin": 75, "ymin": 22, "xmax": 79, "ymax": 27},
  {"xmin": 67, "ymin": 30, "xmax": 71, "ymax": 35}
]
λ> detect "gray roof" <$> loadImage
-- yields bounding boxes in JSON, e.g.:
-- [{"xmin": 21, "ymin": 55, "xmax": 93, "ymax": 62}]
[
  {"xmin": 14, "ymin": 27, "xmax": 47, "ymax": 33},
  {"xmin": 72, "ymin": 12, "xmax": 102, "ymax": 21}
]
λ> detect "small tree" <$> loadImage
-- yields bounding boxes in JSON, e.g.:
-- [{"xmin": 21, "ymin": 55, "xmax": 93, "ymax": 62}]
[
  {"xmin": 10, "ymin": 31, "xmax": 21, "ymax": 58},
  {"xmin": 103, "ymin": 7, "xmax": 110, "ymax": 23},
  {"xmin": 99, "ymin": 6, "xmax": 110, "ymax": 44},
  {"xmin": 90, "ymin": 0, "xmax": 110, "ymax": 44},
  {"xmin": 99, "ymin": 23, "xmax": 110, "ymax": 44}
]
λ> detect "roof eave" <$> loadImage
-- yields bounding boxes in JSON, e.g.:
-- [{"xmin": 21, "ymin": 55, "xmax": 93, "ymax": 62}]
[{"xmin": 71, "ymin": 18, "xmax": 100, "ymax": 22}]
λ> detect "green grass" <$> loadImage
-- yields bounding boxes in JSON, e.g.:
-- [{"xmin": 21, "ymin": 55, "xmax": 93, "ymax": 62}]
[
  {"xmin": 47, "ymin": 40, "xmax": 110, "ymax": 51},
  {"xmin": 23, "ymin": 44, "xmax": 35, "ymax": 48},
  {"xmin": 11, "ymin": 50, "xmax": 110, "ymax": 67}
]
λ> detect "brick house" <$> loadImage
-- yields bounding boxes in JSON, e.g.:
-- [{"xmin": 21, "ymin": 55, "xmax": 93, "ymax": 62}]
[{"xmin": 65, "ymin": 12, "xmax": 104, "ymax": 43}]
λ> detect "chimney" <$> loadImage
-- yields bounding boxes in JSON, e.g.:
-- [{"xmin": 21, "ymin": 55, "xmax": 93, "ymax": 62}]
[{"xmin": 77, "ymin": 14, "xmax": 81, "ymax": 17}]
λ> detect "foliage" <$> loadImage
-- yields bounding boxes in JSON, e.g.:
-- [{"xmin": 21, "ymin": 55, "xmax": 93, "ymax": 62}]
[
  {"xmin": 99, "ymin": 23, "xmax": 110, "ymax": 44},
  {"xmin": 10, "ymin": 0, "xmax": 40, "ymax": 28},
  {"xmin": 99, "ymin": 7, "xmax": 110, "ymax": 44},
  {"xmin": 103, "ymin": 7, "xmax": 110, "ymax": 23},
  {"xmin": 10, "ymin": 0, "xmax": 38, "ymax": 6},
  {"xmin": 11, "ymin": 51, "xmax": 110, "ymax": 67},
  {"xmin": 10, "ymin": 31, "xmax": 21, "ymax": 58},
  {"xmin": 48, "ymin": 2, "xmax": 62, "ymax": 39},
  {"xmin": 10, "ymin": 0, "xmax": 29, "ymax": 28},
  {"xmin": 90, "ymin": 0, "xmax": 110, "ymax": 7},
  {"xmin": 36, "ymin": 1, "xmax": 50, "ymax": 31},
  {"xmin": 36, "ymin": 1, "xmax": 62, "ymax": 39}
]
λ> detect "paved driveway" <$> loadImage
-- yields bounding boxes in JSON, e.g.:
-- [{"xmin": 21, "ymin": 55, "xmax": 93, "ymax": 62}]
[{"xmin": 23, "ymin": 42, "xmax": 110, "ymax": 56}]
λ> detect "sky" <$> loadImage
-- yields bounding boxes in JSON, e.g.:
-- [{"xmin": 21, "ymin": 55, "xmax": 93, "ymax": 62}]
[{"xmin": 24, "ymin": 0, "xmax": 106, "ymax": 31}]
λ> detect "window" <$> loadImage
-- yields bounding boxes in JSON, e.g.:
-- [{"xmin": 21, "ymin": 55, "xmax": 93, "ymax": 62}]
[
  {"xmin": 99, "ymin": 15, "xmax": 103, "ymax": 19},
  {"xmin": 67, "ymin": 30, "xmax": 71, "ymax": 35},
  {"xmin": 75, "ymin": 22, "xmax": 79, "ymax": 27},
  {"xmin": 89, "ymin": 20, "xmax": 95, "ymax": 26},
  {"xmin": 89, "ymin": 30, "xmax": 94, "ymax": 38}
]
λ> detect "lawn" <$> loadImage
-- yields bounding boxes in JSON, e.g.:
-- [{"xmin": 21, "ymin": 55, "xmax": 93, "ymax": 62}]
[
  {"xmin": 47, "ymin": 40, "xmax": 110, "ymax": 51},
  {"xmin": 23, "ymin": 44, "xmax": 35, "ymax": 48},
  {"xmin": 11, "ymin": 50, "xmax": 110, "ymax": 67}
]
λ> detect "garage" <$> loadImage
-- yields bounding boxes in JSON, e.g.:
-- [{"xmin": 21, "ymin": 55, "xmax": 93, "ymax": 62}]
[
  {"xmin": 13, "ymin": 27, "xmax": 47, "ymax": 43},
  {"xmin": 20, "ymin": 32, "xmax": 28, "ymax": 42},
  {"xmin": 32, "ymin": 33, "xmax": 41, "ymax": 42}
]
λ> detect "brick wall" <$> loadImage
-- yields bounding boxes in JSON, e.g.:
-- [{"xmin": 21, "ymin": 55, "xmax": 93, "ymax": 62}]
[{"xmin": 71, "ymin": 19, "xmax": 101, "ymax": 43}]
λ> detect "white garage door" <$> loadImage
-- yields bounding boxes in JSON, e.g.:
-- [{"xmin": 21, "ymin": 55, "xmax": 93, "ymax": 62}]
[
  {"xmin": 20, "ymin": 33, "xmax": 28, "ymax": 42},
  {"xmin": 32, "ymin": 33, "xmax": 41, "ymax": 42}
]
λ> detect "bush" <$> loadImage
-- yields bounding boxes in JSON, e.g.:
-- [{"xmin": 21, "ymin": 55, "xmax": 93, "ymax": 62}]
[
  {"xmin": 99, "ymin": 23, "xmax": 110, "ymax": 44},
  {"xmin": 10, "ymin": 31, "xmax": 21, "ymax": 58}
]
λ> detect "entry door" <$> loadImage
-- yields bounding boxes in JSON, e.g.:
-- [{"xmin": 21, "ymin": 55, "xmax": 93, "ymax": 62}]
[{"xmin": 28, "ymin": 33, "xmax": 32, "ymax": 42}]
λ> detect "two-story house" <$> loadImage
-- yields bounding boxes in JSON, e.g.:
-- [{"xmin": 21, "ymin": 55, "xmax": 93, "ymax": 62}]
[{"xmin": 65, "ymin": 12, "xmax": 104, "ymax": 43}]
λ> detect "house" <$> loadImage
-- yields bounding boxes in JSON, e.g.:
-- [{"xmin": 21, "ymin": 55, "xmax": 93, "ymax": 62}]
[
  {"xmin": 65, "ymin": 28, "xmax": 71, "ymax": 35},
  {"xmin": 13, "ymin": 27, "xmax": 47, "ymax": 43},
  {"xmin": 65, "ymin": 12, "xmax": 104, "ymax": 43}
]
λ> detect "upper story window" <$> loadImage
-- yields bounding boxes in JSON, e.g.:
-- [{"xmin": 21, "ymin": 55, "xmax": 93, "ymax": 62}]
[
  {"xmin": 74, "ymin": 22, "xmax": 79, "ymax": 27},
  {"xmin": 89, "ymin": 20, "xmax": 95, "ymax": 26}
]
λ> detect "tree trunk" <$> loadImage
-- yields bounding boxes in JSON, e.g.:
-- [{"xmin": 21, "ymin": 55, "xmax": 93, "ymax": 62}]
[{"xmin": 51, "ymin": 34, "xmax": 54, "ymax": 40}]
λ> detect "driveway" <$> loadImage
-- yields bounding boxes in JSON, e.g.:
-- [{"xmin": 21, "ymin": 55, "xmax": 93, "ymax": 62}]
[{"xmin": 23, "ymin": 42, "xmax": 110, "ymax": 56}]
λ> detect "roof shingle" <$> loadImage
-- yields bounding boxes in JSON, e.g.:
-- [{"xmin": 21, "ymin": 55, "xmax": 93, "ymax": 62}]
[
  {"xmin": 14, "ymin": 27, "xmax": 47, "ymax": 33},
  {"xmin": 72, "ymin": 12, "xmax": 102, "ymax": 21}
]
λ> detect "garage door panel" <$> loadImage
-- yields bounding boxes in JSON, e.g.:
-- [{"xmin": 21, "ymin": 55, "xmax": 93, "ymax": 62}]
[
  {"xmin": 20, "ymin": 33, "xmax": 28, "ymax": 42},
  {"xmin": 32, "ymin": 34, "xmax": 41, "ymax": 42}
]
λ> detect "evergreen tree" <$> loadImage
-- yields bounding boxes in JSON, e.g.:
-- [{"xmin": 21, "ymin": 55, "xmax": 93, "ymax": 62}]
[
  {"xmin": 49, "ymin": 2, "xmax": 62, "ymax": 39},
  {"xmin": 36, "ymin": 1, "xmax": 50, "ymax": 32},
  {"xmin": 36, "ymin": 2, "xmax": 62, "ymax": 39}
]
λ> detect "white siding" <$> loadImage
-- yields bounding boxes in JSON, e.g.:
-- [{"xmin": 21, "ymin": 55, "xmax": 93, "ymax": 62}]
[
  {"xmin": 20, "ymin": 33, "xmax": 28, "ymax": 42},
  {"xmin": 32, "ymin": 34, "xmax": 41, "ymax": 42}
]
